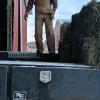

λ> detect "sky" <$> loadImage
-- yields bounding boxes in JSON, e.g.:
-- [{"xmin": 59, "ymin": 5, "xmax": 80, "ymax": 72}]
[
  {"xmin": 55, "ymin": 0, "xmax": 91, "ymax": 20},
  {"xmin": 27, "ymin": 0, "xmax": 99, "ymax": 42}
]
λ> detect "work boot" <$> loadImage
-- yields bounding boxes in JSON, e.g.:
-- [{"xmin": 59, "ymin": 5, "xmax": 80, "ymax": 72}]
[
  {"xmin": 49, "ymin": 51, "xmax": 55, "ymax": 55},
  {"xmin": 37, "ymin": 50, "xmax": 43, "ymax": 55}
]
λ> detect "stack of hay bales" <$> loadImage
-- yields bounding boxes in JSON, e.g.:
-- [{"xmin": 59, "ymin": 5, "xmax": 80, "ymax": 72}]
[{"xmin": 59, "ymin": 1, "xmax": 100, "ymax": 68}]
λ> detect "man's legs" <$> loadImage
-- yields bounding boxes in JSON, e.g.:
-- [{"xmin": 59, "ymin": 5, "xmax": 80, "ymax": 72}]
[
  {"xmin": 35, "ymin": 13, "xmax": 44, "ymax": 53},
  {"xmin": 45, "ymin": 14, "xmax": 55, "ymax": 53}
]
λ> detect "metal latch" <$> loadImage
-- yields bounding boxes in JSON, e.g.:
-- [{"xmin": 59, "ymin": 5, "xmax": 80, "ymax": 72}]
[
  {"xmin": 40, "ymin": 71, "xmax": 51, "ymax": 83},
  {"xmin": 13, "ymin": 91, "xmax": 27, "ymax": 100}
]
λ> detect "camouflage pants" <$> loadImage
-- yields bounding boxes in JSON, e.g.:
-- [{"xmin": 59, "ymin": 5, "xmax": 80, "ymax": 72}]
[{"xmin": 35, "ymin": 12, "xmax": 55, "ymax": 53}]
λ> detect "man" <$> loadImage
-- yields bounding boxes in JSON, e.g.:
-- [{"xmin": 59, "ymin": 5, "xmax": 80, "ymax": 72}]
[{"xmin": 24, "ymin": 0, "xmax": 58, "ymax": 54}]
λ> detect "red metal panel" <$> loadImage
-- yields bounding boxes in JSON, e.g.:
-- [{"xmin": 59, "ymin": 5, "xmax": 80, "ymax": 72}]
[
  {"xmin": 12, "ymin": 0, "xmax": 27, "ymax": 51},
  {"xmin": 22, "ymin": 0, "xmax": 27, "ymax": 51},
  {"xmin": 13, "ymin": 0, "xmax": 19, "ymax": 51}
]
